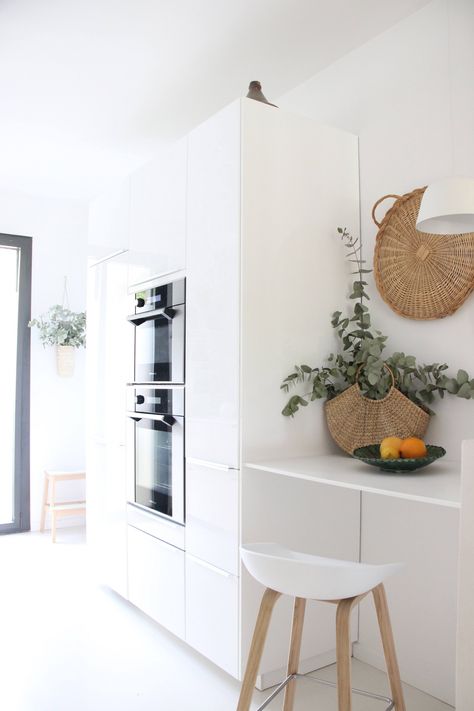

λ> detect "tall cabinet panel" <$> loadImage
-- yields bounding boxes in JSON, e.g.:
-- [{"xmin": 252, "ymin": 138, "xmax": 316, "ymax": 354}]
[
  {"xmin": 186, "ymin": 101, "xmax": 241, "ymax": 467},
  {"xmin": 240, "ymin": 99, "xmax": 360, "ymax": 463},
  {"xmin": 129, "ymin": 137, "xmax": 187, "ymax": 286},
  {"xmin": 88, "ymin": 177, "xmax": 130, "ymax": 259},
  {"xmin": 86, "ymin": 255, "xmax": 132, "ymax": 598}
]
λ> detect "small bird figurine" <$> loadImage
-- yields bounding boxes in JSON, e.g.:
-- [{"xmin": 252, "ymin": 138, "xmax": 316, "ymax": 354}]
[{"xmin": 246, "ymin": 80, "xmax": 278, "ymax": 108}]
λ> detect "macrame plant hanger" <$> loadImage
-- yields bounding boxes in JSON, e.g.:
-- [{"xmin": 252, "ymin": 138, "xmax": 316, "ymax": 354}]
[
  {"xmin": 56, "ymin": 275, "xmax": 75, "ymax": 377},
  {"xmin": 62, "ymin": 276, "xmax": 70, "ymax": 310}
]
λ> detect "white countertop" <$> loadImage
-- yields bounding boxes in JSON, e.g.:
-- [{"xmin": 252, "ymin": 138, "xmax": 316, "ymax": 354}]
[{"xmin": 245, "ymin": 454, "xmax": 461, "ymax": 509}]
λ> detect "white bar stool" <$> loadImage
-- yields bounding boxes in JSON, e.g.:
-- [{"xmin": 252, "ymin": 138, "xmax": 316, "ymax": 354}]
[{"xmin": 237, "ymin": 543, "xmax": 406, "ymax": 711}]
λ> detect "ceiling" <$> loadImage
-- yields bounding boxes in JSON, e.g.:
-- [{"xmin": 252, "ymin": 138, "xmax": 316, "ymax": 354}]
[{"xmin": 0, "ymin": 0, "xmax": 431, "ymax": 200}]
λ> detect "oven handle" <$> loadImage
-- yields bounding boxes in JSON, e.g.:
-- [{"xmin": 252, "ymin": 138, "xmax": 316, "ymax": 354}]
[
  {"xmin": 126, "ymin": 412, "xmax": 177, "ymax": 427},
  {"xmin": 127, "ymin": 306, "xmax": 176, "ymax": 326}
]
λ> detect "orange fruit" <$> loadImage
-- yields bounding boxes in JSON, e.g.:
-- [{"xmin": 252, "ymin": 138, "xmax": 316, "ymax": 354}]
[
  {"xmin": 400, "ymin": 437, "xmax": 427, "ymax": 459},
  {"xmin": 380, "ymin": 437, "xmax": 403, "ymax": 460}
]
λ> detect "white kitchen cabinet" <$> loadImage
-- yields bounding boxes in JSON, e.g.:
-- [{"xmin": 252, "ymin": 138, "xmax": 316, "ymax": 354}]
[
  {"xmin": 185, "ymin": 98, "xmax": 360, "ymax": 683},
  {"xmin": 186, "ymin": 103, "xmax": 241, "ymax": 467},
  {"xmin": 185, "ymin": 554, "xmax": 239, "ymax": 677},
  {"xmin": 456, "ymin": 440, "xmax": 474, "ymax": 711},
  {"xmin": 88, "ymin": 176, "xmax": 130, "ymax": 259},
  {"xmin": 86, "ymin": 254, "xmax": 132, "ymax": 598},
  {"xmin": 357, "ymin": 492, "xmax": 459, "ymax": 706},
  {"xmin": 129, "ymin": 137, "xmax": 187, "ymax": 285},
  {"xmin": 87, "ymin": 98, "xmax": 360, "ymax": 684},
  {"xmin": 128, "ymin": 525, "xmax": 185, "ymax": 639},
  {"xmin": 185, "ymin": 460, "xmax": 239, "ymax": 575},
  {"xmin": 186, "ymin": 99, "xmax": 359, "ymax": 469}
]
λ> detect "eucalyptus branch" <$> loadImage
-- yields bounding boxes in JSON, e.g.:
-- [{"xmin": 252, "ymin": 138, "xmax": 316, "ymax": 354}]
[
  {"xmin": 29, "ymin": 305, "xmax": 86, "ymax": 348},
  {"xmin": 281, "ymin": 227, "xmax": 473, "ymax": 417}
]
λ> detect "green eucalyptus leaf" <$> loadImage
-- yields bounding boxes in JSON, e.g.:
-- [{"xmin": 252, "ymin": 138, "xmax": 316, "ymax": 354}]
[
  {"xmin": 457, "ymin": 383, "xmax": 471, "ymax": 399},
  {"xmin": 445, "ymin": 378, "xmax": 459, "ymax": 394}
]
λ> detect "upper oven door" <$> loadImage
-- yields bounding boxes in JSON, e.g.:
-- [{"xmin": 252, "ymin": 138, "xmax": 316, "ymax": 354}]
[{"xmin": 128, "ymin": 305, "xmax": 185, "ymax": 383}]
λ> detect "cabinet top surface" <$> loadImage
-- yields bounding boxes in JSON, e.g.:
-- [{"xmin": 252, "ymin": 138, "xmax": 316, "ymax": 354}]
[{"xmin": 245, "ymin": 454, "xmax": 461, "ymax": 509}]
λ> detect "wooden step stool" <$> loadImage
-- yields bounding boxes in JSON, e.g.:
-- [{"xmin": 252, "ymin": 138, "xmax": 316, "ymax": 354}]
[{"xmin": 40, "ymin": 470, "xmax": 86, "ymax": 542}]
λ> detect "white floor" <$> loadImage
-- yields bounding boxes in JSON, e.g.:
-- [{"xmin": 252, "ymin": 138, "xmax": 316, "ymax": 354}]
[{"xmin": 0, "ymin": 528, "xmax": 453, "ymax": 711}]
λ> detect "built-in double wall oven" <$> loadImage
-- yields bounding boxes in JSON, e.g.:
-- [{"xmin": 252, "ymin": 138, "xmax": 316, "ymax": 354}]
[{"xmin": 127, "ymin": 277, "xmax": 185, "ymax": 526}]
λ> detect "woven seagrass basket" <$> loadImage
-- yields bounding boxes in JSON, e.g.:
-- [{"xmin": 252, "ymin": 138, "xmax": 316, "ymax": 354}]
[
  {"xmin": 372, "ymin": 187, "xmax": 474, "ymax": 320},
  {"xmin": 325, "ymin": 365, "xmax": 430, "ymax": 454}
]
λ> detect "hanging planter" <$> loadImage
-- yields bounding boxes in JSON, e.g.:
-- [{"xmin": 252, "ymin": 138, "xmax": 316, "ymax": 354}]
[
  {"xmin": 56, "ymin": 345, "xmax": 76, "ymax": 377},
  {"xmin": 29, "ymin": 280, "xmax": 86, "ymax": 377}
]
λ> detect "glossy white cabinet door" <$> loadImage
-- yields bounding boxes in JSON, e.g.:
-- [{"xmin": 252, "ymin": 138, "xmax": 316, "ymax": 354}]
[
  {"xmin": 185, "ymin": 554, "xmax": 239, "ymax": 678},
  {"xmin": 87, "ymin": 442, "xmax": 128, "ymax": 598},
  {"xmin": 186, "ymin": 101, "xmax": 241, "ymax": 467},
  {"xmin": 128, "ymin": 526, "xmax": 185, "ymax": 639},
  {"xmin": 457, "ymin": 440, "xmax": 474, "ymax": 711},
  {"xmin": 129, "ymin": 137, "xmax": 187, "ymax": 285},
  {"xmin": 357, "ymin": 492, "xmax": 459, "ymax": 706},
  {"xmin": 86, "ymin": 257, "xmax": 131, "ymax": 598},
  {"xmin": 185, "ymin": 460, "xmax": 239, "ymax": 575},
  {"xmin": 88, "ymin": 177, "xmax": 130, "ymax": 259}
]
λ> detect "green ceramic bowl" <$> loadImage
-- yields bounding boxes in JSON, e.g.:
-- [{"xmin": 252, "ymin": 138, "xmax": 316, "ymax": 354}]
[{"xmin": 352, "ymin": 444, "xmax": 446, "ymax": 473}]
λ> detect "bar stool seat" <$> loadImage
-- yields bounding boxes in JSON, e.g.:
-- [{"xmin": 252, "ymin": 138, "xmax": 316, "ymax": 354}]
[
  {"xmin": 237, "ymin": 542, "xmax": 406, "ymax": 711},
  {"xmin": 242, "ymin": 542, "xmax": 402, "ymax": 600}
]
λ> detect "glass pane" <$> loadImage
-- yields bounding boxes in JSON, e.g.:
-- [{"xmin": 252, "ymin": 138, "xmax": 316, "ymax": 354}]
[
  {"xmin": 135, "ymin": 420, "xmax": 172, "ymax": 516},
  {"xmin": 135, "ymin": 318, "xmax": 172, "ymax": 381},
  {"xmin": 0, "ymin": 247, "xmax": 19, "ymax": 524}
]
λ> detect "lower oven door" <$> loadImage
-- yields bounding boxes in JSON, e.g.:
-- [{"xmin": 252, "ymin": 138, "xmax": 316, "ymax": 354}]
[{"xmin": 127, "ymin": 412, "xmax": 184, "ymax": 524}]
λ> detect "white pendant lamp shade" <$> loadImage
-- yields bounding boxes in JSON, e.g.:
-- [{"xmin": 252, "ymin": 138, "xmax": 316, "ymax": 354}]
[{"xmin": 416, "ymin": 177, "xmax": 474, "ymax": 234}]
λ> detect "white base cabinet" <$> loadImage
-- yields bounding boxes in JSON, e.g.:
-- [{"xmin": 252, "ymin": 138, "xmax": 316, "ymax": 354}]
[
  {"xmin": 127, "ymin": 526, "xmax": 185, "ymax": 640},
  {"xmin": 185, "ymin": 554, "xmax": 240, "ymax": 677},
  {"xmin": 185, "ymin": 460, "xmax": 239, "ymax": 575}
]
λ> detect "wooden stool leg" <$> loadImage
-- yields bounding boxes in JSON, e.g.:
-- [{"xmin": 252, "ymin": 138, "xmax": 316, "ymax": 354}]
[
  {"xmin": 372, "ymin": 584, "xmax": 406, "ymax": 711},
  {"xmin": 336, "ymin": 597, "xmax": 355, "ymax": 711},
  {"xmin": 39, "ymin": 474, "xmax": 49, "ymax": 533},
  {"xmin": 50, "ymin": 478, "xmax": 57, "ymax": 543},
  {"xmin": 283, "ymin": 597, "xmax": 306, "ymax": 711},
  {"xmin": 236, "ymin": 588, "xmax": 281, "ymax": 711}
]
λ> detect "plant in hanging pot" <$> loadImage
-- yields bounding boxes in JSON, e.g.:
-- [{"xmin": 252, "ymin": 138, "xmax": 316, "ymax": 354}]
[
  {"xmin": 29, "ymin": 305, "xmax": 86, "ymax": 377},
  {"xmin": 280, "ymin": 228, "xmax": 474, "ymax": 453}
]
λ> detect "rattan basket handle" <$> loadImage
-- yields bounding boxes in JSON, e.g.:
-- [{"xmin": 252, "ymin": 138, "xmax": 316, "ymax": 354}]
[
  {"xmin": 372, "ymin": 194, "xmax": 401, "ymax": 227},
  {"xmin": 355, "ymin": 362, "xmax": 396, "ymax": 389}
]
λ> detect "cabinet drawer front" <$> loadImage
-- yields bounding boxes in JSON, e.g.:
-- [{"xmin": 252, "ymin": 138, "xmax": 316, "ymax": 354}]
[
  {"xmin": 127, "ymin": 526, "xmax": 185, "ymax": 639},
  {"xmin": 185, "ymin": 554, "xmax": 239, "ymax": 678},
  {"xmin": 185, "ymin": 460, "xmax": 239, "ymax": 574}
]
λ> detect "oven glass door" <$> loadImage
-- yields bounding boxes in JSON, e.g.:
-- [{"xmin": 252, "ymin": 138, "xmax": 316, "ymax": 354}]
[
  {"xmin": 133, "ymin": 414, "xmax": 184, "ymax": 523},
  {"xmin": 132, "ymin": 305, "xmax": 184, "ymax": 383}
]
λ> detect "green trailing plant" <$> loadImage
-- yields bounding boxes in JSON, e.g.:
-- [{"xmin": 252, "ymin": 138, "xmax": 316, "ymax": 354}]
[
  {"xmin": 29, "ymin": 305, "xmax": 86, "ymax": 348},
  {"xmin": 281, "ymin": 227, "xmax": 473, "ymax": 417}
]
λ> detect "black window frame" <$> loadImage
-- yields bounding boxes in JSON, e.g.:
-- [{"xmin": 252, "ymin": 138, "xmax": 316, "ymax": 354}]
[{"xmin": 0, "ymin": 233, "xmax": 32, "ymax": 535}]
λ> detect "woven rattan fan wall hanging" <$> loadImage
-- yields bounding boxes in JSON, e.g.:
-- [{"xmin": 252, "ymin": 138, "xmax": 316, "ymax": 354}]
[{"xmin": 372, "ymin": 187, "xmax": 474, "ymax": 320}]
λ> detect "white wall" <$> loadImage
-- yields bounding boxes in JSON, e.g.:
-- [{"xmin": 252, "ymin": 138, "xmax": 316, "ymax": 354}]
[
  {"xmin": 279, "ymin": 0, "xmax": 474, "ymax": 458},
  {"xmin": 0, "ymin": 190, "xmax": 88, "ymax": 531}
]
